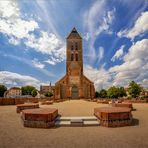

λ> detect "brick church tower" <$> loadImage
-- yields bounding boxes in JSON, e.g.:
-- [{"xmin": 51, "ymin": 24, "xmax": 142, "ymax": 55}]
[{"xmin": 55, "ymin": 28, "xmax": 95, "ymax": 99}]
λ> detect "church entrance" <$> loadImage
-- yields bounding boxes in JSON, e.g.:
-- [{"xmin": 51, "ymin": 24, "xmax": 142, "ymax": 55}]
[{"xmin": 71, "ymin": 86, "xmax": 78, "ymax": 99}]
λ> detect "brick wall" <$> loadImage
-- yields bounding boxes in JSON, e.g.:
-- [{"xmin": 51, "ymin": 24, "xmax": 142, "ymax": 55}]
[{"xmin": 0, "ymin": 98, "xmax": 39, "ymax": 105}]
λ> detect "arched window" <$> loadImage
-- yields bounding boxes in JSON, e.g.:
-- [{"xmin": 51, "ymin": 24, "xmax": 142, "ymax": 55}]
[
  {"xmin": 76, "ymin": 53, "xmax": 78, "ymax": 61},
  {"xmin": 75, "ymin": 42, "xmax": 78, "ymax": 50},
  {"xmin": 71, "ymin": 54, "xmax": 74, "ymax": 61},
  {"xmin": 71, "ymin": 44, "xmax": 73, "ymax": 50}
]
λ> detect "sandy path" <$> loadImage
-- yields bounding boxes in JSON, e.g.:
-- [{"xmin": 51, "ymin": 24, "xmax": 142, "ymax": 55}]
[{"xmin": 0, "ymin": 100, "xmax": 148, "ymax": 148}]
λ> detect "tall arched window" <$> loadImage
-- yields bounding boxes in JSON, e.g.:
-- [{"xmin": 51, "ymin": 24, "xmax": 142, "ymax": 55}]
[
  {"xmin": 75, "ymin": 42, "xmax": 78, "ymax": 50},
  {"xmin": 71, "ymin": 54, "xmax": 74, "ymax": 61},
  {"xmin": 71, "ymin": 44, "xmax": 73, "ymax": 50},
  {"xmin": 76, "ymin": 53, "xmax": 78, "ymax": 61}
]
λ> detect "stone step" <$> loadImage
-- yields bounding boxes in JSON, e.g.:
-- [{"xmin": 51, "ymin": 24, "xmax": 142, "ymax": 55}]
[
  {"xmin": 55, "ymin": 120, "xmax": 100, "ymax": 127},
  {"xmin": 56, "ymin": 116, "xmax": 98, "ymax": 121},
  {"xmin": 83, "ymin": 120, "xmax": 100, "ymax": 126},
  {"xmin": 55, "ymin": 120, "xmax": 71, "ymax": 126}
]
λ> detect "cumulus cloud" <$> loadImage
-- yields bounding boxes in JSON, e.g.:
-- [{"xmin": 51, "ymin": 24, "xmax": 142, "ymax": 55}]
[
  {"xmin": 0, "ymin": 0, "xmax": 19, "ymax": 19},
  {"xmin": 0, "ymin": 71, "xmax": 41, "ymax": 89},
  {"xmin": 110, "ymin": 39, "xmax": 148, "ymax": 87},
  {"xmin": 0, "ymin": 0, "xmax": 65, "ymax": 65},
  {"xmin": 84, "ymin": 39, "xmax": 148, "ymax": 90},
  {"xmin": 84, "ymin": 65, "xmax": 113, "ymax": 91},
  {"xmin": 0, "ymin": 1, "xmax": 39, "ymax": 40},
  {"xmin": 111, "ymin": 45, "xmax": 125, "ymax": 62},
  {"xmin": 25, "ymin": 32, "xmax": 66, "ymax": 62},
  {"xmin": 117, "ymin": 11, "xmax": 148, "ymax": 40}
]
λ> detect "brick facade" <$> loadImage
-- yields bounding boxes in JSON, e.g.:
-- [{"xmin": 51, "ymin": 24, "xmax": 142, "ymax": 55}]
[{"xmin": 55, "ymin": 28, "xmax": 95, "ymax": 99}]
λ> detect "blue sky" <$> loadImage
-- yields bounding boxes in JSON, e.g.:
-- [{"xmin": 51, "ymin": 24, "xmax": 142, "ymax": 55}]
[{"xmin": 0, "ymin": 0, "xmax": 148, "ymax": 90}]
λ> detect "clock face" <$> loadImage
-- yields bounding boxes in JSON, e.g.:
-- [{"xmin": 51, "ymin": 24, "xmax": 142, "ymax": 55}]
[{"xmin": 69, "ymin": 76, "xmax": 80, "ymax": 84}]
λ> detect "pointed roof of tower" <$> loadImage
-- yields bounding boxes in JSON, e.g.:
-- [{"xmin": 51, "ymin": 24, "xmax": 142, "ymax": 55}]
[{"xmin": 67, "ymin": 27, "xmax": 82, "ymax": 39}]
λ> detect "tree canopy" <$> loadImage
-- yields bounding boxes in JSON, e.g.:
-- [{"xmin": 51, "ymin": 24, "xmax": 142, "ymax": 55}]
[
  {"xmin": 107, "ymin": 86, "xmax": 127, "ymax": 99},
  {"xmin": 0, "ymin": 85, "xmax": 7, "ymax": 97},
  {"xmin": 31, "ymin": 89, "xmax": 38, "ymax": 97},
  {"xmin": 21, "ymin": 86, "xmax": 37, "ymax": 97},
  {"xmin": 44, "ymin": 92, "xmax": 53, "ymax": 97},
  {"xmin": 99, "ymin": 89, "xmax": 107, "ymax": 98},
  {"xmin": 128, "ymin": 81, "xmax": 142, "ymax": 98},
  {"xmin": 107, "ymin": 86, "xmax": 119, "ymax": 98},
  {"xmin": 118, "ymin": 87, "xmax": 127, "ymax": 97}
]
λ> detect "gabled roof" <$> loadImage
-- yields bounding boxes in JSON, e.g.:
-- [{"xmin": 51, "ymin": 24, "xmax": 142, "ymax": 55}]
[
  {"xmin": 83, "ymin": 75, "xmax": 94, "ymax": 84},
  {"xmin": 66, "ymin": 27, "xmax": 82, "ymax": 39},
  {"xmin": 10, "ymin": 87, "xmax": 21, "ymax": 90}
]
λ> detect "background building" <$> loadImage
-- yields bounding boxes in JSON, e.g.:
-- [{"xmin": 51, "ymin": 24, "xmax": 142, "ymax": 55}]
[
  {"xmin": 40, "ymin": 84, "xmax": 55, "ymax": 95},
  {"xmin": 55, "ymin": 28, "xmax": 95, "ymax": 99},
  {"xmin": 4, "ymin": 87, "xmax": 22, "ymax": 98}
]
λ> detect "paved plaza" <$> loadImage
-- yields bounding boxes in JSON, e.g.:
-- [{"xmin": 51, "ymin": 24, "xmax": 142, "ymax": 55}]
[{"xmin": 0, "ymin": 100, "xmax": 148, "ymax": 148}]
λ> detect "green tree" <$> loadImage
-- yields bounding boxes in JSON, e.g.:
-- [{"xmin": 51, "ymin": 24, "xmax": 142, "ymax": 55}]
[
  {"xmin": 31, "ymin": 89, "xmax": 38, "ymax": 97},
  {"xmin": 107, "ymin": 86, "xmax": 119, "ymax": 98},
  {"xmin": 118, "ymin": 87, "xmax": 127, "ymax": 97},
  {"xmin": 21, "ymin": 86, "xmax": 37, "ymax": 96},
  {"xmin": 128, "ymin": 81, "xmax": 142, "ymax": 98},
  {"xmin": 0, "ymin": 85, "xmax": 7, "ymax": 97},
  {"xmin": 44, "ymin": 92, "xmax": 53, "ymax": 97},
  {"xmin": 95, "ymin": 91, "xmax": 100, "ymax": 98},
  {"xmin": 99, "ymin": 89, "xmax": 107, "ymax": 98}
]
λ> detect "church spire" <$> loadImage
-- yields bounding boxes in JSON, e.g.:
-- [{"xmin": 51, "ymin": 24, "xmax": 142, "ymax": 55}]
[{"xmin": 67, "ymin": 27, "xmax": 82, "ymax": 39}]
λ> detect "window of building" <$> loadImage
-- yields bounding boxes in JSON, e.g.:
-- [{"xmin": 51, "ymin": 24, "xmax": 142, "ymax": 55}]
[
  {"xmin": 75, "ymin": 42, "xmax": 78, "ymax": 50},
  {"xmin": 71, "ymin": 54, "xmax": 74, "ymax": 61},
  {"xmin": 76, "ymin": 53, "xmax": 78, "ymax": 61},
  {"xmin": 71, "ymin": 44, "xmax": 73, "ymax": 50}
]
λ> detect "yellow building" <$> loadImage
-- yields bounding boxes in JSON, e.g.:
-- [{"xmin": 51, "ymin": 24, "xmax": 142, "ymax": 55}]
[{"xmin": 4, "ymin": 87, "xmax": 22, "ymax": 98}]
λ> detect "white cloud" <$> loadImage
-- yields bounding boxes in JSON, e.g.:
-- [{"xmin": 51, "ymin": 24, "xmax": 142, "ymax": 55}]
[
  {"xmin": 84, "ymin": 65, "xmax": 113, "ymax": 91},
  {"xmin": 25, "ymin": 32, "xmax": 66, "ymax": 63},
  {"xmin": 124, "ymin": 39, "xmax": 148, "ymax": 61},
  {"xmin": 2, "ymin": 53, "xmax": 55, "ymax": 77},
  {"xmin": 32, "ymin": 58, "xmax": 45, "ymax": 69},
  {"xmin": 95, "ymin": 8, "xmax": 115, "ymax": 36},
  {"xmin": 98, "ymin": 47, "xmax": 104, "ymax": 61},
  {"xmin": 0, "ymin": 1, "xmax": 39, "ymax": 40},
  {"xmin": 0, "ymin": 71, "xmax": 41, "ymax": 89},
  {"xmin": 0, "ymin": 0, "xmax": 19, "ymax": 19},
  {"xmin": 110, "ymin": 39, "xmax": 148, "ymax": 87},
  {"xmin": 111, "ymin": 45, "xmax": 125, "ymax": 61},
  {"xmin": 84, "ymin": 39, "xmax": 148, "ymax": 90},
  {"xmin": 117, "ymin": 11, "xmax": 148, "ymax": 40},
  {"xmin": 83, "ymin": 0, "xmax": 115, "ymax": 63},
  {"xmin": 84, "ymin": 32, "xmax": 90, "ymax": 41},
  {"xmin": 45, "ymin": 56, "xmax": 63, "ymax": 65},
  {"xmin": 8, "ymin": 36, "xmax": 20, "ymax": 45},
  {"xmin": 45, "ymin": 60, "xmax": 56, "ymax": 65},
  {"xmin": 0, "ymin": 0, "xmax": 65, "ymax": 65}
]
